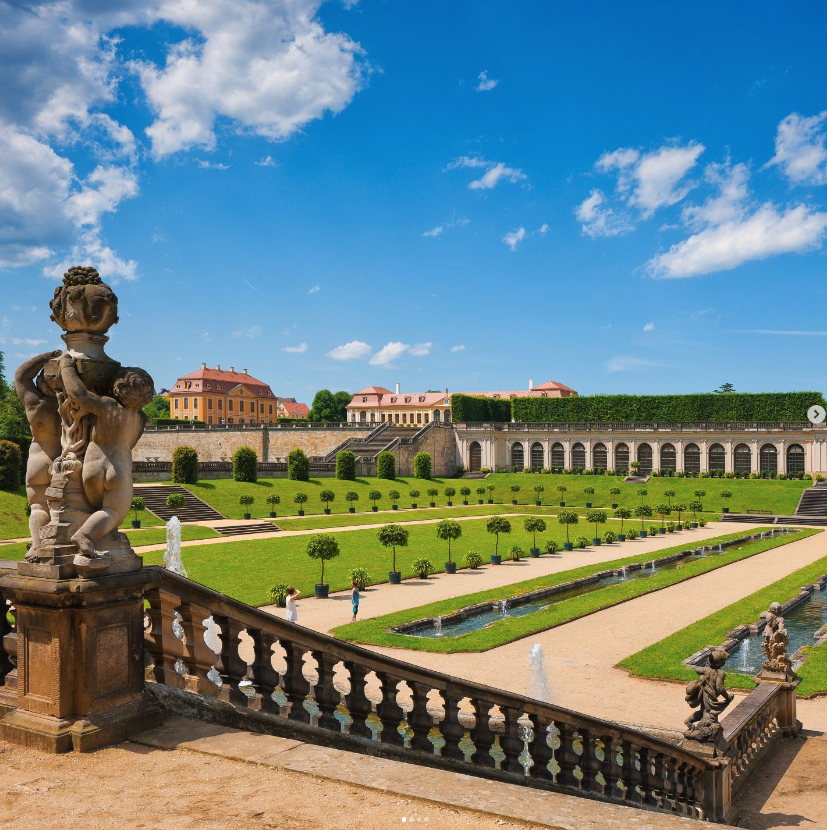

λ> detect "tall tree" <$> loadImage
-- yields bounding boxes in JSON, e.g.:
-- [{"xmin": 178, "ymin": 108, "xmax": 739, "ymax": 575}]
[{"xmin": 309, "ymin": 389, "xmax": 351, "ymax": 422}]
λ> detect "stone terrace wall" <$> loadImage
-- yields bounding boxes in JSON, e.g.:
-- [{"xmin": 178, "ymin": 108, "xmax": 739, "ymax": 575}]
[{"xmin": 394, "ymin": 424, "xmax": 460, "ymax": 477}]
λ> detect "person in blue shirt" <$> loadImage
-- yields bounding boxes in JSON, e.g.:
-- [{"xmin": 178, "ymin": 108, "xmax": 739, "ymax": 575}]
[{"xmin": 351, "ymin": 581, "xmax": 360, "ymax": 622}]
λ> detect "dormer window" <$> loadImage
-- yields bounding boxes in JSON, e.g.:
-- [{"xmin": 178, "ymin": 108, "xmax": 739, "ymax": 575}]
[
  {"xmin": 217, "ymin": 385, "xmax": 222, "ymax": 391},
  {"xmin": 206, "ymin": 384, "xmax": 211, "ymax": 390},
  {"xmin": 391, "ymin": 397, "xmax": 397, "ymax": 403},
  {"xmin": 419, "ymin": 396, "xmax": 425, "ymax": 403},
  {"xmin": 362, "ymin": 396, "xmax": 367, "ymax": 403},
  {"xmin": 404, "ymin": 397, "xmax": 411, "ymax": 403}
]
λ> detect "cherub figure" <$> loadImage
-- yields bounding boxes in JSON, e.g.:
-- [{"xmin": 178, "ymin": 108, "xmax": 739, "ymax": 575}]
[
  {"xmin": 684, "ymin": 648, "xmax": 734, "ymax": 744},
  {"xmin": 761, "ymin": 602, "xmax": 792, "ymax": 675},
  {"xmin": 59, "ymin": 354, "xmax": 154, "ymax": 558},
  {"xmin": 14, "ymin": 349, "xmax": 63, "ymax": 560}
]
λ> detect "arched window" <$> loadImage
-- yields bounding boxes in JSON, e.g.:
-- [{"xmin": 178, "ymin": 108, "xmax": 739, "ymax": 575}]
[
  {"xmin": 684, "ymin": 443, "xmax": 701, "ymax": 473},
  {"xmin": 734, "ymin": 443, "xmax": 752, "ymax": 474},
  {"xmin": 572, "ymin": 442, "xmax": 586, "ymax": 469},
  {"xmin": 530, "ymin": 442, "xmax": 544, "ymax": 469},
  {"xmin": 709, "ymin": 443, "xmax": 726, "ymax": 473},
  {"xmin": 433, "ymin": 409, "xmax": 441, "ymax": 422},
  {"xmin": 660, "ymin": 443, "xmax": 676, "ymax": 472},
  {"xmin": 511, "ymin": 443, "xmax": 525, "ymax": 472},
  {"xmin": 370, "ymin": 412, "xmax": 375, "ymax": 423},
  {"xmin": 551, "ymin": 442, "xmax": 565, "ymax": 467},
  {"xmin": 786, "ymin": 444, "xmax": 805, "ymax": 475},
  {"xmin": 614, "ymin": 443, "xmax": 629, "ymax": 472},
  {"xmin": 593, "ymin": 442, "xmax": 607, "ymax": 469},
  {"xmin": 469, "ymin": 441, "xmax": 482, "ymax": 472},
  {"xmin": 637, "ymin": 443, "xmax": 653, "ymax": 474},
  {"xmin": 359, "ymin": 410, "xmax": 366, "ymax": 423}
]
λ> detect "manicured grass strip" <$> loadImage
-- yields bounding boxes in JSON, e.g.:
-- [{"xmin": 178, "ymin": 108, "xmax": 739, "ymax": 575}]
[
  {"xmin": 617, "ymin": 539, "xmax": 827, "ymax": 696},
  {"xmin": 331, "ymin": 529, "xmax": 807, "ymax": 654},
  {"xmin": 127, "ymin": 526, "xmax": 222, "ymax": 546},
  {"xmin": 0, "ymin": 487, "xmax": 28, "ymax": 541},
  {"xmin": 0, "ymin": 542, "xmax": 28, "ymax": 561}
]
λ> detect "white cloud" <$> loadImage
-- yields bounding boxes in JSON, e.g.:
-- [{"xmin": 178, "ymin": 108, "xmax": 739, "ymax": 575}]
[
  {"xmin": 448, "ymin": 156, "xmax": 526, "ymax": 190},
  {"xmin": 537, "ymin": 223, "xmax": 550, "ymax": 235},
  {"xmin": 308, "ymin": 285, "xmax": 321, "ymax": 294},
  {"xmin": 255, "ymin": 155, "xmax": 278, "ymax": 167},
  {"xmin": 502, "ymin": 227, "xmax": 526, "ymax": 250},
  {"xmin": 195, "ymin": 159, "xmax": 230, "ymax": 170},
  {"xmin": 451, "ymin": 344, "xmax": 465, "ymax": 352},
  {"xmin": 768, "ymin": 111, "xmax": 827, "ymax": 185},
  {"xmin": 369, "ymin": 341, "xmax": 410, "ymax": 366},
  {"xmin": 575, "ymin": 189, "xmax": 634, "ymax": 238},
  {"xmin": 422, "ymin": 214, "xmax": 468, "ymax": 238},
  {"xmin": 409, "ymin": 342, "xmax": 432, "ymax": 356},
  {"xmin": 232, "ymin": 325, "xmax": 263, "ymax": 338},
  {"xmin": 643, "ymin": 322, "xmax": 655, "ymax": 332},
  {"xmin": 648, "ymin": 203, "xmax": 827, "ymax": 279},
  {"xmin": 423, "ymin": 225, "xmax": 444, "ymax": 237},
  {"xmin": 681, "ymin": 162, "xmax": 750, "ymax": 229},
  {"xmin": 202, "ymin": 331, "xmax": 211, "ymax": 341},
  {"xmin": 11, "ymin": 338, "xmax": 47, "ymax": 347},
  {"xmin": 327, "ymin": 340, "xmax": 371, "ymax": 360},
  {"xmin": 475, "ymin": 71, "xmax": 498, "ymax": 92},
  {"xmin": 605, "ymin": 355, "xmax": 663, "ymax": 372},
  {"xmin": 283, "ymin": 342, "xmax": 308, "ymax": 353}
]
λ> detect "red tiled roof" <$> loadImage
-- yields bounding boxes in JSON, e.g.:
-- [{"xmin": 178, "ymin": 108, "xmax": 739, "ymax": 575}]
[
  {"xmin": 174, "ymin": 367, "xmax": 274, "ymax": 394},
  {"xmin": 353, "ymin": 386, "xmax": 392, "ymax": 395},
  {"xmin": 533, "ymin": 380, "xmax": 578, "ymax": 393},
  {"xmin": 348, "ymin": 390, "xmax": 450, "ymax": 408},
  {"xmin": 280, "ymin": 401, "xmax": 310, "ymax": 417}
]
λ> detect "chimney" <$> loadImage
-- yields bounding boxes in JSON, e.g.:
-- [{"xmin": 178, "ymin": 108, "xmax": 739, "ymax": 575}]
[
  {"xmin": 529, "ymin": 378, "xmax": 534, "ymax": 390},
  {"xmin": 395, "ymin": 382, "xmax": 400, "ymax": 394},
  {"xmin": 201, "ymin": 362, "xmax": 206, "ymax": 370},
  {"xmin": 216, "ymin": 364, "xmax": 221, "ymax": 371},
  {"xmin": 243, "ymin": 368, "xmax": 248, "ymax": 375},
  {"xmin": 230, "ymin": 367, "xmax": 235, "ymax": 373}
]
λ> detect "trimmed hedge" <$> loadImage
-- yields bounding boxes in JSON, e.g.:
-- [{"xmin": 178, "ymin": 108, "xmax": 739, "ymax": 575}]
[
  {"xmin": 336, "ymin": 450, "xmax": 356, "ymax": 480},
  {"xmin": 451, "ymin": 394, "xmax": 512, "ymax": 423},
  {"xmin": 233, "ymin": 446, "xmax": 258, "ymax": 482},
  {"xmin": 0, "ymin": 439, "xmax": 22, "ymax": 491},
  {"xmin": 510, "ymin": 392, "xmax": 825, "ymax": 423},
  {"xmin": 414, "ymin": 451, "xmax": 432, "ymax": 479},
  {"xmin": 377, "ymin": 451, "xmax": 396, "ymax": 480},
  {"xmin": 288, "ymin": 447, "xmax": 310, "ymax": 481},
  {"xmin": 171, "ymin": 446, "xmax": 199, "ymax": 484}
]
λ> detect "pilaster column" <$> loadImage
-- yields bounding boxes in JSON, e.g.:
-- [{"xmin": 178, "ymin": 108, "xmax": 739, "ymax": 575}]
[{"xmin": 675, "ymin": 439, "xmax": 684, "ymax": 473}]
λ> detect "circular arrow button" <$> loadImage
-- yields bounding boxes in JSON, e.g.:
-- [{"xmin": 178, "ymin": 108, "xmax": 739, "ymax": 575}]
[{"xmin": 808, "ymin": 405, "xmax": 826, "ymax": 425}]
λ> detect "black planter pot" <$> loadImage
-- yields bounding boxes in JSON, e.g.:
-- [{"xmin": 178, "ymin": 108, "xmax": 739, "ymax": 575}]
[
  {"xmin": 585, "ymin": 502, "xmax": 592, "ymax": 509},
  {"xmin": 559, "ymin": 501, "xmax": 565, "ymax": 507},
  {"xmin": 314, "ymin": 584, "xmax": 329, "ymax": 599},
  {"xmin": 243, "ymin": 512, "xmax": 251, "ymax": 520},
  {"xmin": 618, "ymin": 534, "xmax": 626, "ymax": 541},
  {"xmin": 722, "ymin": 507, "xmax": 729, "ymax": 513},
  {"xmin": 691, "ymin": 522, "xmax": 698, "ymax": 528},
  {"xmin": 659, "ymin": 527, "xmax": 666, "ymax": 534},
  {"xmin": 478, "ymin": 500, "xmax": 483, "ymax": 505},
  {"xmin": 487, "ymin": 499, "xmax": 493, "ymax": 504},
  {"xmin": 529, "ymin": 548, "xmax": 540, "ymax": 558},
  {"xmin": 131, "ymin": 520, "xmax": 141, "ymax": 529},
  {"xmin": 324, "ymin": 508, "xmax": 331, "ymax": 515},
  {"xmin": 430, "ymin": 502, "xmax": 435, "ymax": 508},
  {"xmin": 447, "ymin": 501, "xmax": 453, "ymax": 506},
  {"xmin": 297, "ymin": 510, "xmax": 304, "ymax": 516},
  {"xmin": 388, "ymin": 571, "xmax": 402, "ymax": 584},
  {"xmin": 640, "ymin": 530, "xmax": 648, "ymax": 538},
  {"xmin": 372, "ymin": 506, "xmax": 378, "ymax": 512},
  {"xmin": 411, "ymin": 503, "xmax": 417, "ymax": 509},
  {"xmin": 535, "ymin": 501, "xmax": 541, "ymax": 507},
  {"xmin": 611, "ymin": 503, "xmax": 618, "ymax": 509},
  {"xmin": 392, "ymin": 504, "xmax": 398, "ymax": 510},
  {"xmin": 349, "ymin": 507, "xmax": 355, "ymax": 513},
  {"xmin": 461, "ymin": 500, "xmax": 467, "ymax": 505},
  {"xmin": 444, "ymin": 562, "xmax": 457, "ymax": 574},
  {"xmin": 563, "ymin": 542, "xmax": 573, "ymax": 551},
  {"xmin": 512, "ymin": 499, "xmax": 518, "ymax": 505},
  {"xmin": 490, "ymin": 554, "xmax": 502, "ymax": 565},
  {"xmin": 269, "ymin": 511, "xmax": 277, "ymax": 518},
  {"xmin": 592, "ymin": 538, "xmax": 601, "ymax": 546}
]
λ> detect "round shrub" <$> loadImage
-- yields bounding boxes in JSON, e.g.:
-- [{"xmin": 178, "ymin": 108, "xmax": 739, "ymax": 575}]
[
  {"xmin": 233, "ymin": 446, "xmax": 258, "ymax": 482},
  {"xmin": 509, "ymin": 545, "xmax": 524, "ymax": 561},
  {"xmin": 414, "ymin": 452, "xmax": 432, "ymax": 479},
  {"xmin": 377, "ymin": 451, "xmax": 396, "ymax": 480},
  {"xmin": 544, "ymin": 539, "xmax": 559, "ymax": 554},
  {"xmin": 166, "ymin": 493, "xmax": 186, "ymax": 510},
  {"xmin": 465, "ymin": 550, "xmax": 483, "ymax": 569},
  {"xmin": 412, "ymin": 558, "xmax": 435, "ymax": 578},
  {"xmin": 268, "ymin": 581, "xmax": 290, "ymax": 607},
  {"xmin": 350, "ymin": 567, "xmax": 372, "ymax": 590},
  {"xmin": 0, "ymin": 440, "xmax": 22, "ymax": 490},
  {"xmin": 288, "ymin": 447, "xmax": 310, "ymax": 481},
  {"xmin": 336, "ymin": 450, "xmax": 356, "ymax": 481},
  {"xmin": 172, "ymin": 445, "xmax": 199, "ymax": 484}
]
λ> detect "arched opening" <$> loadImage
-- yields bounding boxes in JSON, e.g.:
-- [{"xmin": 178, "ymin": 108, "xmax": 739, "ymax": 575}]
[
  {"xmin": 709, "ymin": 443, "xmax": 726, "ymax": 473},
  {"xmin": 370, "ymin": 412, "xmax": 375, "ymax": 423},
  {"xmin": 433, "ymin": 409, "xmax": 441, "ymax": 422},
  {"xmin": 614, "ymin": 443, "xmax": 629, "ymax": 473},
  {"xmin": 359, "ymin": 410, "xmax": 366, "ymax": 423},
  {"xmin": 734, "ymin": 443, "xmax": 751, "ymax": 475},
  {"xmin": 572, "ymin": 442, "xmax": 586, "ymax": 469},
  {"xmin": 637, "ymin": 443, "xmax": 653, "ymax": 474},
  {"xmin": 511, "ymin": 443, "xmax": 525, "ymax": 472},
  {"xmin": 551, "ymin": 442, "xmax": 565, "ymax": 467},
  {"xmin": 660, "ymin": 443, "xmax": 676, "ymax": 472},
  {"xmin": 469, "ymin": 441, "xmax": 482, "ymax": 472},
  {"xmin": 786, "ymin": 444, "xmax": 805, "ymax": 475},
  {"xmin": 684, "ymin": 443, "xmax": 701, "ymax": 474},
  {"xmin": 593, "ymin": 442, "xmax": 608, "ymax": 469},
  {"xmin": 759, "ymin": 444, "xmax": 777, "ymax": 475},
  {"xmin": 530, "ymin": 442, "xmax": 544, "ymax": 469}
]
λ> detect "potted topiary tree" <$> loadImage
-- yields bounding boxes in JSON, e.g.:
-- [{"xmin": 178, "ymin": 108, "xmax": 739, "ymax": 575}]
[
  {"xmin": 510, "ymin": 484, "xmax": 521, "ymax": 505},
  {"xmin": 674, "ymin": 503, "xmax": 686, "ymax": 526},
  {"xmin": 166, "ymin": 492, "xmax": 186, "ymax": 512},
  {"xmin": 610, "ymin": 487, "xmax": 621, "ymax": 509},
  {"xmin": 614, "ymin": 506, "xmax": 631, "ymax": 541},
  {"xmin": 436, "ymin": 519, "xmax": 462, "ymax": 573},
  {"xmin": 306, "ymin": 533, "xmax": 340, "ymax": 598},
  {"xmin": 444, "ymin": 486, "xmax": 456, "ymax": 506},
  {"xmin": 486, "ymin": 516, "xmax": 511, "ymax": 564},
  {"xmin": 635, "ymin": 503, "xmax": 652, "ymax": 537},
  {"xmin": 557, "ymin": 509, "xmax": 579, "ymax": 551},
  {"xmin": 586, "ymin": 509, "xmax": 607, "ymax": 545},
  {"xmin": 130, "ymin": 495, "xmax": 145, "ymax": 528},
  {"xmin": 689, "ymin": 499, "xmax": 702, "ymax": 527},
  {"xmin": 345, "ymin": 491, "xmax": 359, "ymax": 513},
  {"xmin": 524, "ymin": 516, "xmax": 546, "ymax": 556},
  {"xmin": 369, "ymin": 489, "xmax": 381, "ymax": 512},
  {"xmin": 427, "ymin": 487, "xmax": 439, "ymax": 508},
  {"xmin": 388, "ymin": 489, "xmax": 401, "ymax": 510},
  {"xmin": 294, "ymin": 491, "xmax": 308, "ymax": 516},
  {"xmin": 534, "ymin": 484, "xmax": 545, "ymax": 506},
  {"xmin": 637, "ymin": 487, "xmax": 648, "ymax": 504},
  {"xmin": 486, "ymin": 484, "xmax": 495, "ymax": 504},
  {"xmin": 378, "ymin": 523, "xmax": 409, "ymax": 584},
  {"xmin": 557, "ymin": 485, "xmax": 567, "ymax": 506},
  {"xmin": 583, "ymin": 486, "xmax": 595, "ymax": 508},
  {"xmin": 266, "ymin": 493, "xmax": 280, "ymax": 518},
  {"xmin": 693, "ymin": 490, "xmax": 706, "ymax": 513},
  {"xmin": 720, "ymin": 489, "xmax": 733, "ymax": 513},
  {"xmin": 320, "ymin": 489, "xmax": 335, "ymax": 515},
  {"xmin": 239, "ymin": 494, "xmax": 255, "ymax": 520},
  {"xmin": 476, "ymin": 486, "xmax": 486, "ymax": 504},
  {"xmin": 409, "ymin": 489, "xmax": 420, "ymax": 509},
  {"xmin": 664, "ymin": 489, "xmax": 676, "ymax": 507},
  {"xmin": 655, "ymin": 503, "xmax": 671, "ymax": 533},
  {"xmin": 460, "ymin": 486, "xmax": 471, "ymax": 505},
  {"xmin": 630, "ymin": 461, "xmax": 641, "ymax": 472}
]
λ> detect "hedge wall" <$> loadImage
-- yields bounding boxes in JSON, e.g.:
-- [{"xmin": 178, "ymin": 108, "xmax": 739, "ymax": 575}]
[
  {"xmin": 451, "ymin": 394, "xmax": 512, "ymax": 423},
  {"xmin": 510, "ymin": 392, "xmax": 826, "ymax": 423}
]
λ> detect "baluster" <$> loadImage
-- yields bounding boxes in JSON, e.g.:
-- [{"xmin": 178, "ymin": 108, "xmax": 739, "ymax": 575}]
[
  {"xmin": 499, "ymin": 707, "xmax": 526, "ymax": 775},
  {"xmin": 375, "ymin": 671, "xmax": 406, "ymax": 746},
  {"xmin": 661, "ymin": 756, "xmax": 676, "ymax": 812},
  {"xmin": 344, "ymin": 661, "xmax": 373, "ymax": 738},
  {"xmin": 213, "ymin": 615, "xmax": 248, "ymax": 705},
  {"xmin": 144, "ymin": 588, "xmax": 185, "ymax": 687},
  {"xmin": 590, "ymin": 733, "xmax": 608, "ymax": 795},
  {"xmin": 407, "ymin": 681, "xmax": 435, "ymax": 753},
  {"xmin": 439, "ymin": 690, "xmax": 467, "ymax": 760},
  {"xmin": 467, "ymin": 699, "xmax": 497, "ymax": 769},
  {"xmin": 626, "ymin": 742, "xmax": 645, "ymax": 805},
  {"xmin": 525, "ymin": 715, "xmax": 553, "ymax": 781},
  {"xmin": 281, "ymin": 639, "xmax": 312, "ymax": 723},
  {"xmin": 178, "ymin": 601, "xmax": 217, "ymax": 696},
  {"xmin": 313, "ymin": 651, "xmax": 343, "ymax": 731},
  {"xmin": 611, "ymin": 738, "xmax": 629, "ymax": 803},
  {"xmin": 254, "ymin": 631, "xmax": 282, "ymax": 715}
]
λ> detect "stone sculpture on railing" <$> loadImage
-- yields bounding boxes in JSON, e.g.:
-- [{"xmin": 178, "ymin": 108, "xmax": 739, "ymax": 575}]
[
  {"xmin": 683, "ymin": 648, "xmax": 734, "ymax": 751},
  {"xmin": 759, "ymin": 602, "xmax": 796, "ymax": 680}
]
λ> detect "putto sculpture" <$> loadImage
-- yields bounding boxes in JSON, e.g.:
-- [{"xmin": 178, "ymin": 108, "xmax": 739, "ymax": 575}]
[
  {"xmin": 760, "ymin": 602, "xmax": 795, "ymax": 679},
  {"xmin": 683, "ymin": 647, "xmax": 734, "ymax": 747},
  {"xmin": 14, "ymin": 265, "xmax": 155, "ymax": 574}
]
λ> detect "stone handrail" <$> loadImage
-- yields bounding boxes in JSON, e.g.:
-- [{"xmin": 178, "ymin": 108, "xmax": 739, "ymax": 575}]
[
  {"xmin": 145, "ymin": 422, "xmax": 374, "ymax": 432},
  {"xmin": 461, "ymin": 421, "xmax": 815, "ymax": 432},
  {"xmin": 143, "ymin": 567, "xmax": 719, "ymax": 821}
]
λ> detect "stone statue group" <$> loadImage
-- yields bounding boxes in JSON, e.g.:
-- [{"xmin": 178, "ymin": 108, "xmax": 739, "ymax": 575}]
[{"xmin": 15, "ymin": 267, "xmax": 155, "ymax": 569}]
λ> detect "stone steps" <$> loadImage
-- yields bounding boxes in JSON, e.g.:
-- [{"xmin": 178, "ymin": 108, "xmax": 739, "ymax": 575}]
[
  {"xmin": 216, "ymin": 523, "xmax": 279, "ymax": 537},
  {"xmin": 135, "ymin": 484, "xmax": 226, "ymax": 523}
]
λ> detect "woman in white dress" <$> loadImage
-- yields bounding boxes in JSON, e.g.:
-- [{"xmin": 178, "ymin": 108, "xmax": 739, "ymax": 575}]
[{"xmin": 285, "ymin": 587, "xmax": 301, "ymax": 622}]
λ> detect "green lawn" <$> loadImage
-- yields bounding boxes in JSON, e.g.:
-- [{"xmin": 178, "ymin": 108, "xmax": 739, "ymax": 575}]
[
  {"xmin": 332, "ymin": 529, "xmax": 814, "ymax": 654},
  {"xmin": 618, "ymin": 550, "xmax": 827, "ymax": 696},
  {"xmin": 0, "ymin": 487, "xmax": 28, "ymax": 540},
  {"xmin": 0, "ymin": 542, "xmax": 28, "ymax": 560}
]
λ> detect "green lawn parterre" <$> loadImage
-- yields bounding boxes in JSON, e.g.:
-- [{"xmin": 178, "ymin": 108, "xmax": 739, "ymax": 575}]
[
  {"xmin": 332, "ymin": 529, "xmax": 815, "ymax": 653},
  {"xmin": 618, "ymin": 547, "xmax": 827, "ymax": 697}
]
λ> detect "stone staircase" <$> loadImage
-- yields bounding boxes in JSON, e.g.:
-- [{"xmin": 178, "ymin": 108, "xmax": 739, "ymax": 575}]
[
  {"xmin": 215, "ymin": 523, "xmax": 279, "ymax": 537},
  {"xmin": 343, "ymin": 425, "xmax": 414, "ymax": 459},
  {"xmin": 135, "ymin": 484, "xmax": 225, "ymax": 523},
  {"xmin": 795, "ymin": 483, "xmax": 827, "ymax": 516}
]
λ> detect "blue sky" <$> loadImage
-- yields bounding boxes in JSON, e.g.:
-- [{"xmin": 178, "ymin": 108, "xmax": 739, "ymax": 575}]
[{"xmin": 2, "ymin": 1, "xmax": 827, "ymax": 402}]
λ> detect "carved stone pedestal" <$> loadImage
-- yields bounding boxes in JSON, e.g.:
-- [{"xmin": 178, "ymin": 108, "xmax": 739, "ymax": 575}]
[
  {"xmin": 754, "ymin": 671, "xmax": 802, "ymax": 737},
  {"xmin": 0, "ymin": 567, "xmax": 162, "ymax": 753}
]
